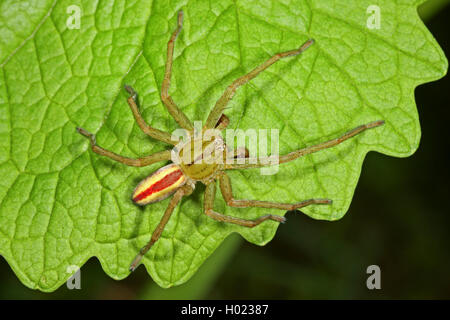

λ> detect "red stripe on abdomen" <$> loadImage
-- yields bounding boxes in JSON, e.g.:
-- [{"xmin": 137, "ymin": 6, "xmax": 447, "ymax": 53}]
[{"xmin": 133, "ymin": 169, "xmax": 184, "ymax": 202}]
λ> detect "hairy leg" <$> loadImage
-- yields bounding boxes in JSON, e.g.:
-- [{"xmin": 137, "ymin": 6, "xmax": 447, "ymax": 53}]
[
  {"xmin": 219, "ymin": 172, "xmax": 331, "ymax": 210},
  {"xmin": 226, "ymin": 120, "xmax": 384, "ymax": 169},
  {"xmin": 161, "ymin": 10, "xmax": 194, "ymax": 130},
  {"xmin": 124, "ymin": 85, "xmax": 176, "ymax": 145},
  {"xmin": 129, "ymin": 184, "xmax": 193, "ymax": 272},
  {"xmin": 77, "ymin": 127, "xmax": 171, "ymax": 167},
  {"xmin": 204, "ymin": 182, "xmax": 286, "ymax": 227},
  {"xmin": 205, "ymin": 39, "xmax": 315, "ymax": 129}
]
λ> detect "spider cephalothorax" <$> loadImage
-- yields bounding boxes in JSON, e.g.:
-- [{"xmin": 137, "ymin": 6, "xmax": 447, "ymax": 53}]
[
  {"xmin": 130, "ymin": 121, "xmax": 234, "ymax": 206},
  {"xmin": 77, "ymin": 10, "xmax": 384, "ymax": 272}
]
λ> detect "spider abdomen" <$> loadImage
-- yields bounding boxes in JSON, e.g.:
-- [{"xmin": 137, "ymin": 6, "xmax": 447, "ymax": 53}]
[{"xmin": 132, "ymin": 164, "xmax": 186, "ymax": 206}]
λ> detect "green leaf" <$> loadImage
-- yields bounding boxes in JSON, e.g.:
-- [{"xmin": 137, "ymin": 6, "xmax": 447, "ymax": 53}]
[{"xmin": 0, "ymin": 0, "xmax": 447, "ymax": 291}]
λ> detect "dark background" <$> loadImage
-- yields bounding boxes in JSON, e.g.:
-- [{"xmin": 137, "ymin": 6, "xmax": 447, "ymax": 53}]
[{"xmin": 0, "ymin": 2, "xmax": 448, "ymax": 299}]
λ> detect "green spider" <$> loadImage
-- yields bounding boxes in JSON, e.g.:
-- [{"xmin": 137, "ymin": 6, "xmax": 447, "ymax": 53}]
[{"xmin": 77, "ymin": 11, "xmax": 384, "ymax": 271}]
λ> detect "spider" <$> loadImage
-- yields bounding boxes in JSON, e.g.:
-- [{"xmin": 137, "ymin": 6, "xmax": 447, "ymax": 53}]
[{"xmin": 77, "ymin": 11, "xmax": 384, "ymax": 272}]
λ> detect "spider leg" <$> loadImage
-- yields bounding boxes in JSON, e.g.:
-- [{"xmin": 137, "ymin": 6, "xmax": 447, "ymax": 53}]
[
  {"xmin": 77, "ymin": 127, "xmax": 171, "ymax": 167},
  {"xmin": 161, "ymin": 10, "xmax": 194, "ymax": 131},
  {"xmin": 214, "ymin": 115, "xmax": 249, "ymax": 158},
  {"xmin": 219, "ymin": 172, "xmax": 331, "ymax": 210},
  {"xmin": 226, "ymin": 120, "xmax": 385, "ymax": 169},
  {"xmin": 124, "ymin": 85, "xmax": 177, "ymax": 145},
  {"xmin": 215, "ymin": 114, "xmax": 230, "ymax": 131},
  {"xmin": 129, "ymin": 184, "xmax": 193, "ymax": 272},
  {"xmin": 224, "ymin": 146, "xmax": 249, "ymax": 160},
  {"xmin": 205, "ymin": 39, "xmax": 315, "ymax": 129},
  {"xmin": 213, "ymin": 114, "xmax": 250, "ymax": 162},
  {"xmin": 204, "ymin": 182, "xmax": 285, "ymax": 227},
  {"xmin": 232, "ymin": 147, "xmax": 249, "ymax": 159}
]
